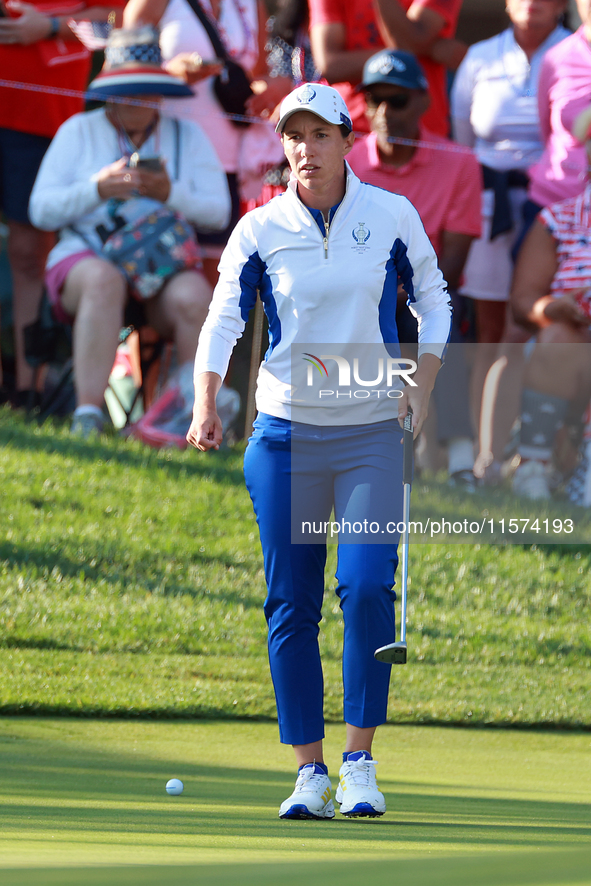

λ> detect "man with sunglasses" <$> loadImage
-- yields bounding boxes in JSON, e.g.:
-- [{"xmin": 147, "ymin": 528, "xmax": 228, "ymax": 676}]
[
  {"xmin": 349, "ymin": 49, "xmax": 481, "ymax": 290},
  {"xmin": 348, "ymin": 49, "xmax": 482, "ymax": 487}
]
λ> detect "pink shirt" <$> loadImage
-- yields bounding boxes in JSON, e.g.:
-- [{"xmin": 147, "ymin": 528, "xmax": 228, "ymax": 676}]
[
  {"xmin": 528, "ymin": 26, "xmax": 591, "ymax": 208},
  {"xmin": 347, "ymin": 128, "xmax": 482, "ymax": 256}
]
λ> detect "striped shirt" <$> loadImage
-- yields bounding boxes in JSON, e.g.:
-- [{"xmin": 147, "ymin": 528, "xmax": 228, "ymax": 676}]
[{"xmin": 540, "ymin": 183, "xmax": 591, "ymax": 317}]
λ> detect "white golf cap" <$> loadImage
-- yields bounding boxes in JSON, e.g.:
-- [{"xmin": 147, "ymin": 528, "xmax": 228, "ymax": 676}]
[{"xmin": 275, "ymin": 83, "xmax": 353, "ymax": 134}]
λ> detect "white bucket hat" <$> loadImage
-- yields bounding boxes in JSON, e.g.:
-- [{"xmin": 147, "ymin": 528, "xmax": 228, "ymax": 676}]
[{"xmin": 275, "ymin": 83, "xmax": 352, "ymax": 134}]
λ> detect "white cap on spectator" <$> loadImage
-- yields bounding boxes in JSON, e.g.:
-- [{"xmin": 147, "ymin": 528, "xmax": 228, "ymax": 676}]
[{"xmin": 276, "ymin": 83, "xmax": 352, "ymax": 134}]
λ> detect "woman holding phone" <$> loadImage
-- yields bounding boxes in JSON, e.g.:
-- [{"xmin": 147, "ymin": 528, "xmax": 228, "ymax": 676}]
[
  {"xmin": 29, "ymin": 26, "xmax": 231, "ymax": 436},
  {"xmin": 124, "ymin": 0, "xmax": 273, "ymax": 286}
]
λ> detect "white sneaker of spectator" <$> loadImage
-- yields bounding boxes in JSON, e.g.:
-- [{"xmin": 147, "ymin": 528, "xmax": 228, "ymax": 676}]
[{"xmin": 512, "ymin": 459, "xmax": 551, "ymax": 500}]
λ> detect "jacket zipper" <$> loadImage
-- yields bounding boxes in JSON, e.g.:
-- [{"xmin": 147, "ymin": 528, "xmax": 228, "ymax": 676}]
[
  {"xmin": 302, "ymin": 204, "xmax": 332, "ymax": 258},
  {"xmin": 321, "ymin": 192, "xmax": 347, "ymax": 258},
  {"xmin": 298, "ymin": 181, "xmax": 348, "ymax": 259}
]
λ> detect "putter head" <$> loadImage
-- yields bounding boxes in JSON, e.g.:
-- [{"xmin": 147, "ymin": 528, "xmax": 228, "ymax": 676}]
[{"xmin": 374, "ymin": 641, "xmax": 407, "ymax": 665}]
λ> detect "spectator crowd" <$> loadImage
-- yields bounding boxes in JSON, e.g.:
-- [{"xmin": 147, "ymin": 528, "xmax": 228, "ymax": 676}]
[{"xmin": 1, "ymin": 0, "xmax": 590, "ymax": 504}]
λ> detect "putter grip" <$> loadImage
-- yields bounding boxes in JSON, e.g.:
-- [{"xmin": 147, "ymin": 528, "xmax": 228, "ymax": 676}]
[{"xmin": 403, "ymin": 410, "xmax": 413, "ymax": 486}]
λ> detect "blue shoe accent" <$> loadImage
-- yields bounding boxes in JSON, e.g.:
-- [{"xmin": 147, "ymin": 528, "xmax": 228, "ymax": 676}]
[
  {"xmin": 300, "ymin": 761, "xmax": 328, "ymax": 776},
  {"xmin": 280, "ymin": 803, "xmax": 327, "ymax": 820},
  {"xmin": 341, "ymin": 801, "xmax": 384, "ymax": 818},
  {"xmin": 342, "ymin": 750, "xmax": 373, "ymax": 763}
]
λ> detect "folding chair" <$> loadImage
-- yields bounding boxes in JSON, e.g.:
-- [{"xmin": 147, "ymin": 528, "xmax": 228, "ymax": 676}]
[
  {"xmin": 23, "ymin": 288, "xmax": 74, "ymax": 421},
  {"xmin": 24, "ymin": 288, "xmax": 171, "ymax": 427}
]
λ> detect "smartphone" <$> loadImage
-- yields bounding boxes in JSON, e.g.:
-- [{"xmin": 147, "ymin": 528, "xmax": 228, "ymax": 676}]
[{"xmin": 129, "ymin": 154, "xmax": 163, "ymax": 172}]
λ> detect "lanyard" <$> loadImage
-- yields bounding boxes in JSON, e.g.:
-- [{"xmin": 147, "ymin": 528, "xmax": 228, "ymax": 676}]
[{"xmin": 114, "ymin": 115, "xmax": 160, "ymax": 160}]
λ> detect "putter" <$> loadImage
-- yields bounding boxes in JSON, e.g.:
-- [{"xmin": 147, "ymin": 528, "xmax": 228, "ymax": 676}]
[{"xmin": 374, "ymin": 409, "xmax": 413, "ymax": 665}]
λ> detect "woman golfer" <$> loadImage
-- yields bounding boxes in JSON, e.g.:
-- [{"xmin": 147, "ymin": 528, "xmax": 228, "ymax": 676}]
[{"xmin": 187, "ymin": 83, "xmax": 451, "ymax": 820}]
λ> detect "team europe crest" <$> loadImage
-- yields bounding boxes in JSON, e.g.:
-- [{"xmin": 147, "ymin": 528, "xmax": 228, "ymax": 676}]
[
  {"xmin": 352, "ymin": 222, "xmax": 371, "ymax": 252},
  {"xmin": 297, "ymin": 85, "xmax": 317, "ymax": 104}
]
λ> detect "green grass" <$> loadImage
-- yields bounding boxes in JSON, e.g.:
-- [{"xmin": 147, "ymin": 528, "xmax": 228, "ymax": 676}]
[
  {"xmin": 8, "ymin": 854, "xmax": 591, "ymax": 886},
  {"xmin": 0, "ymin": 718, "xmax": 590, "ymax": 885},
  {"xmin": 406, "ymin": 478, "xmax": 591, "ymax": 545},
  {"xmin": 0, "ymin": 408, "xmax": 590, "ymax": 725}
]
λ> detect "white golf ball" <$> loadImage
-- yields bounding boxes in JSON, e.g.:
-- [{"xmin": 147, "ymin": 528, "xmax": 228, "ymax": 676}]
[{"xmin": 166, "ymin": 778, "xmax": 184, "ymax": 796}]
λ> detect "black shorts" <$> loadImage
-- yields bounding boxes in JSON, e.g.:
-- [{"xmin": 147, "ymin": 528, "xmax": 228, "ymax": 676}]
[{"xmin": 0, "ymin": 127, "xmax": 52, "ymax": 225}]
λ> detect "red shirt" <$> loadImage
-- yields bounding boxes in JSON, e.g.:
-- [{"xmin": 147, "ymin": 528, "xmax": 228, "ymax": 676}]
[
  {"xmin": 347, "ymin": 127, "xmax": 482, "ymax": 256},
  {"xmin": 309, "ymin": 0, "xmax": 462, "ymax": 136},
  {"xmin": 0, "ymin": 1, "xmax": 126, "ymax": 138}
]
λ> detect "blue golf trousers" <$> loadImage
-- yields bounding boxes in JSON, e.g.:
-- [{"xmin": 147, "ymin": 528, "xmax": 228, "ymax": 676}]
[{"xmin": 243, "ymin": 412, "xmax": 403, "ymax": 745}]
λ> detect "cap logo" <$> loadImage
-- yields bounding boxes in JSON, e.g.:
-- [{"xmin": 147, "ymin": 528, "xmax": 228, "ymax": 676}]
[
  {"xmin": 297, "ymin": 85, "xmax": 317, "ymax": 104},
  {"xmin": 368, "ymin": 55, "xmax": 406, "ymax": 76}
]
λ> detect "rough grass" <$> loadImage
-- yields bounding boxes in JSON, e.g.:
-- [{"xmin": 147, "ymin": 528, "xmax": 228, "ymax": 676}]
[{"xmin": 0, "ymin": 408, "xmax": 590, "ymax": 725}]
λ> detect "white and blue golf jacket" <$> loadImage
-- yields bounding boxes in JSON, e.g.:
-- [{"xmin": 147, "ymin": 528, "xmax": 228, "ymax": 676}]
[{"xmin": 195, "ymin": 164, "xmax": 451, "ymax": 424}]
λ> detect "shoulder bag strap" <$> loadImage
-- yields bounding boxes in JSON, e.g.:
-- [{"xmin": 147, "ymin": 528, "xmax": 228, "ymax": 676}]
[
  {"xmin": 173, "ymin": 117, "xmax": 181, "ymax": 181},
  {"xmin": 183, "ymin": 0, "xmax": 230, "ymax": 62}
]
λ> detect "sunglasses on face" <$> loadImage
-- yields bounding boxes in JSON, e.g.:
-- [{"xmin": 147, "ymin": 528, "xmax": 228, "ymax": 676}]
[{"xmin": 365, "ymin": 93, "xmax": 411, "ymax": 110}]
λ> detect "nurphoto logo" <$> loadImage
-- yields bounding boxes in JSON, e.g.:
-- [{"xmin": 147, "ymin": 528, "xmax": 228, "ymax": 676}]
[
  {"xmin": 291, "ymin": 342, "xmax": 420, "ymax": 422},
  {"xmin": 303, "ymin": 353, "xmax": 417, "ymax": 398}
]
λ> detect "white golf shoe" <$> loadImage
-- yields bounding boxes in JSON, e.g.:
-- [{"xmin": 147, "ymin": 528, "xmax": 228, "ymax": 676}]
[
  {"xmin": 279, "ymin": 763, "xmax": 335, "ymax": 820},
  {"xmin": 336, "ymin": 751, "xmax": 386, "ymax": 817}
]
